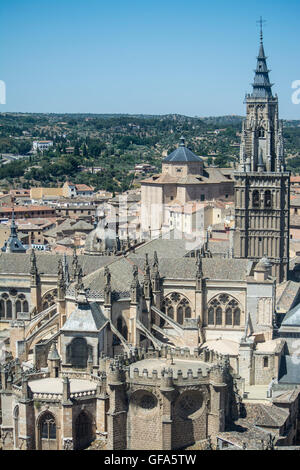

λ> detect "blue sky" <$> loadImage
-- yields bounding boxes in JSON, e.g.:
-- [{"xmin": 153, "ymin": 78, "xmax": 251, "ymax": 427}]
[{"xmin": 0, "ymin": 0, "xmax": 299, "ymax": 118}]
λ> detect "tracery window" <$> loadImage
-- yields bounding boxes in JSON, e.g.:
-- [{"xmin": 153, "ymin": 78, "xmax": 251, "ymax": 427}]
[
  {"xmin": 41, "ymin": 289, "xmax": 57, "ymax": 311},
  {"xmin": 207, "ymin": 294, "xmax": 242, "ymax": 327},
  {"xmin": 0, "ymin": 293, "xmax": 15, "ymax": 319},
  {"xmin": 40, "ymin": 413, "xmax": 56, "ymax": 440},
  {"xmin": 16, "ymin": 294, "xmax": 29, "ymax": 314},
  {"xmin": 176, "ymin": 391, "xmax": 203, "ymax": 420},
  {"xmin": 162, "ymin": 293, "xmax": 192, "ymax": 325},
  {"xmin": 139, "ymin": 393, "xmax": 157, "ymax": 410}
]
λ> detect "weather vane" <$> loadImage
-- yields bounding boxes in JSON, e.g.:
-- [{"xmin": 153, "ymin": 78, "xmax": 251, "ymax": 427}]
[{"xmin": 257, "ymin": 16, "xmax": 266, "ymax": 43}]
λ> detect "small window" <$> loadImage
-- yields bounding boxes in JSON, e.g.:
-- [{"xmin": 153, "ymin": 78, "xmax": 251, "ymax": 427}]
[
  {"xmin": 41, "ymin": 413, "xmax": 56, "ymax": 440},
  {"xmin": 208, "ymin": 307, "xmax": 214, "ymax": 325},
  {"xmin": 216, "ymin": 307, "xmax": 222, "ymax": 325},
  {"xmin": 200, "ymin": 195, "xmax": 205, "ymax": 201},
  {"xmin": 225, "ymin": 307, "xmax": 232, "ymax": 325},
  {"xmin": 252, "ymin": 190, "xmax": 260, "ymax": 208},
  {"xmin": 167, "ymin": 306, "xmax": 174, "ymax": 319},
  {"xmin": 264, "ymin": 190, "xmax": 272, "ymax": 209},
  {"xmin": 263, "ymin": 357, "xmax": 269, "ymax": 368},
  {"xmin": 233, "ymin": 308, "xmax": 240, "ymax": 326}
]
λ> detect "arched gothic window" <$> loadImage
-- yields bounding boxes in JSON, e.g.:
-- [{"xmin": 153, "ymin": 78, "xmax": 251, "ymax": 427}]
[
  {"xmin": 216, "ymin": 307, "xmax": 222, "ymax": 325},
  {"xmin": 258, "ymin": 128, "xmax": 265, "ymax": 138},
  {"xmin": 264, "ymin": 190, "xmax": 272, "ymax": 209},
  {"xmin": 207, "ymin": 294, "xmax": 242, "ymax": 327},
  {"xmin": 16, "ymin": 294, "xmax": 29, "ymax": 314},
  {"xmin": 39, "ymin": 412, "xmax": 56, "ymax": 443},
  {"xmin": 162, "ymin": 293, "xmax": 192, "ymax": 325},
  {"xmin": 167, "ymin": 306, "xmax": 174, "ymax": 319},
  {"xmin": 252, "ymin": 190, "xmax": 260, "ymax": 208},
  {"xmin": 0, "ymin": 293, "xmax": 14, "ymax": 319},
  {"xmin": 233, "ymin": 308, "xmax": 241, "ymax": 326},
  {"xmin": 225, "ymin": 307, "xmax": 232, "ymax": 325},
  {"xmin": 208, "ymin": 307, "xmax": 214, "ymax": 325},
  {"xmin": 41, "ymin": 290, "xmax": 57, "ymax": 311},
  {"xmin": 0, "ymin": 299, "xmax": 5, "ymax": 318},
  {"xmin": 13, "ymin": 405, "xmax": 19, "ymax": 449},
  {"xmin": 177, "ymin": 306, "xmax": 183, "ymax": 324},
  {"xmin": 6, "ymin": 300, "xmax": 12, "ymax": 319}
]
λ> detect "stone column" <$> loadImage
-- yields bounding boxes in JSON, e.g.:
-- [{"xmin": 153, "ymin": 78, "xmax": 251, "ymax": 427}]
[
  {"xmin": 160, "ymin": 370, "xmax": 176, "ymax": 450},
  {"xmin": 96, "ymin": 380, "xmax": 109, "ymax": 435},
  {"xmin": 61, "ymin": 377, "xmax": 73, "ymax": 450},
  {"xmin": 106, "ymin": 366, "xmax": 127, "ymax": 450},
  {"xmin": 238, "ymin": 340, "xmax": 254, "ymax": 385},
  {"xmin": 207, "ymin": 367, "xmax": 227, "ymax": 437},
  {"xmin": 18, "ymin": 378, "xmax": 35, "ymax": 450}
]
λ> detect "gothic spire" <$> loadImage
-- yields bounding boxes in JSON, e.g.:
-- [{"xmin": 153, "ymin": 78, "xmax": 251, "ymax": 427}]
[
  {"xmin": 143, "ymin": 253, "xmax": 152, "ymax": 299},
  {"xmin": 72, "ymin": 246, "xmax": 78, "ymax": 272},
  {"xmin": 1, "ymin": 210, "xmax": 26, "ymax": 253},
  {"xmin": 62, "ymin": 253, "xmax": 70, "ymax": 286},
  {"xmin": 251, "ymin": 18, "xmax": 273, "ymax": 99},
  {"xmin": 196, "ymin": 251, "xmax": 203, "ymax": 278},
  {"xmin": 130, "ymin": 264, "xmax": 140, "ymax": 303},
  {"xmin": 144, "ymin": 253, "xmax": 150, "ymax": 278},
  {"xmin": 153, "ymin": 251, "xmax": 159, "ymax": 271},
  {"xmin": 74, "ymin": 264, "xmax": 84, "ymax": 296},
  {"xmin": 104, "ymin": 266, "xmax": 112, "ymax": 305},
  {"xmin": 30, "ymin": 249, "xmax": 38, "ymax": 277},
  {"xmin": 57, "ymin": 259, "xmax": 65, "ymax": 290},
  {"xmin": 10, "ymin": 210, "xmax": 17, "ymax": 238}
]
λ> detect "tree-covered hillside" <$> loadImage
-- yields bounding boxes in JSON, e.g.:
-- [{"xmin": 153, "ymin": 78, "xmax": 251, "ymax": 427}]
[{"xmin": 0, "ymin": 113, "xmax": 299, "ymax": 193}]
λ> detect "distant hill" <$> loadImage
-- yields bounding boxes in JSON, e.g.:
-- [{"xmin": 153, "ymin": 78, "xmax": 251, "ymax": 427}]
[{"xmin": 199, "ymin": 115, "xmax": 244, "ymax": 126}]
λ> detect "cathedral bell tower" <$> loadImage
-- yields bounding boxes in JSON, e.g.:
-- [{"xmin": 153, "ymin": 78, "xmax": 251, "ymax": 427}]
[{"xmin": 234, "ymin": 20, "xmax": 290, "ymax": 283}]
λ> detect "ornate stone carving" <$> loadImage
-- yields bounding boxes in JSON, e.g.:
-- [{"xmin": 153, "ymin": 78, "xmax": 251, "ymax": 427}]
[{"xmin": 63, "ymin": 438, "xmax": 74, "ymax": 450}]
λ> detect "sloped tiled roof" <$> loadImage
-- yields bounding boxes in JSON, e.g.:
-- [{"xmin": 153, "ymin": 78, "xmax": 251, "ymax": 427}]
[
  {"xmin": 82, "ymin": 238, "xmax": 251, "ymax": 299},
  {"xmin": 279, "ymin": 356, "xmax": 300, "ymax": 384},
  {"xmin": 163, "ymin": 145, "xmax": 203, "ymax": 163},
  {"xmin": 276, "ymin": 281, "xmax": 300, "ymax": 313},
  {"xmin": 61, "ymin": 302, "xmax": 107, "ymax": 332},
  {"xmin": 71, "ymin": 220, "xmax": 94, "ymax": 231},
  {"xmin": 0, "ymin": 252, "xmax": 113, "ymax": 276},
  {"xmin": 281, "ymin": 301, "xmax": 300, "ymax": 326},
  {"xmin": 142, "ymin": 167, "xmax": 233, "ymax": 185}
]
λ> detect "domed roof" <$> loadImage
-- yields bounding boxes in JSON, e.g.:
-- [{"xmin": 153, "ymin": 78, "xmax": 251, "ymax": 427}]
[{"xmin": 163, "ymin": 137, "xmax": 203, "ymax": 163}]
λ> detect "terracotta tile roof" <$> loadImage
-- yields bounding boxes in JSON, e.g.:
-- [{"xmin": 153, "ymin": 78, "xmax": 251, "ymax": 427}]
[
  {"xmin": 75, "ymin": 184, "xmax": 94, "ymax": 191},
  {"xmin": 291, "ymin": 176, "xmax": 300, "ymax": 183},
  {"xmin": 0, "ymin": 205, "xmax": 55, "ymax": 214}
]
